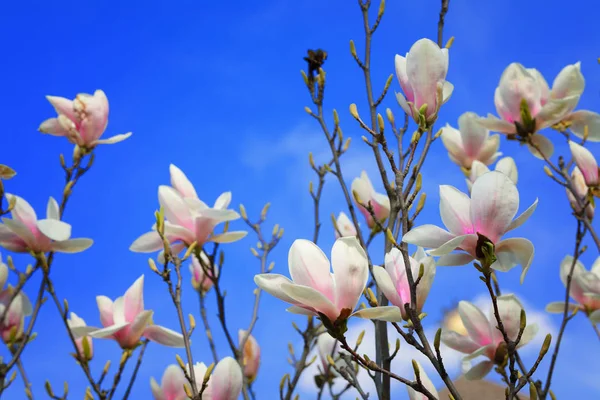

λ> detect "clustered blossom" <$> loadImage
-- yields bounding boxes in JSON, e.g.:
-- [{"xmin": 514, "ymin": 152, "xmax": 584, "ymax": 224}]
[
  {"xmin": 254, "ymin": 237, "xmax": 402, "ymax": 325},
  {"xmin": 441, "ymin": 112, "xmax": 502, "ymax": 171},
  {"xmin": 546, "ymin": 256, "xmax": 600, "ymax": 323},
  {"xmin": 351, "ymin": 171, "xmax": 390, "ymax": 229},
  {"xmin": 130, "ymin": 164, "xmax": 247, "ymax": 256},
  {"xmin": 442, "ymin": 294, "xmax": 538, "ymax": 380},
  {"xmin": 466, "ymin": 157, "xmax": 517, "ymax": 192},
  {"xmin": 480, "ymin": 62, "xmax": 600, "ymax": 158},
  {"xmin": 0, "ymin": 255, "xmax": 32, "ymax": 343},
  {"xmin": 395, "ymin": 38, "xmax": 453, "ymax": 125},
  {"xmin": 150, "ymin": 357, "xmax": 243, "ymax": 400},
  {"xmin": 238, "ymin": 329, "xmax": 260, "ymax": 382},
  {"xmin": 39, "ymin": 90, "xmax": 132, "ymax": 149},
  {"xmin": 334, "ymin": 212, "xmax": 357, "ymax": 238},
  {"xmin": 71, "ymin": 275, "xmax": 185, "ymax": 350},
  {"xmin": 372, "ymin": 247, "xmax": 435, "ymax": 320},
  {"xmin": 0, "ymin": 195, "xmax": 93, "ymax": 254},
  {"xmin": 190, "ymin": 251, "xmax": 217, "ymax": 294},
  {"xmin": 403, "ymin": 171, "xmax": 537, "ymax": 283}
]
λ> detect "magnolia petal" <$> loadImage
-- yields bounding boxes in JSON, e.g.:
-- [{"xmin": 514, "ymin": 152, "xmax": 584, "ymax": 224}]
[
  {"xmin": 51, "ymin": 238, "xmax": 93, "ymax": 253},
  {"xmin": 517, "ymin": 324, "xmax": 539, "ymax": 347},
  {"xmin": 407, "ymin": 361, "xmax": 438, "ymax": 400},
  {"xmin": 130, "ymin": 231, "xmax": 164, "ymax": 253},
  {"xmin": 567, "ymin": 110, "xmax": 600, "ymax": 142},
  {"xmin": 169, "ymin": 164, "xmax": 198, "ymax": 199},
  {"xmin": 569, "ymin": 141, "xmax": 598, "ymax": 185},
  {"xmin": 588, "ymin": 309, "xmax": 600, "ymax": 324},
  {"xmin": 92, "ymin": 132, "xmax": 132, "ymax": 145},
  {"xmin": 70, "ymin": 325, "xmax": 102, "ymax": 337},
  {"xmin": 288, "ymin": 239, "xmax": 335, "ymax": 300},
  {"xmin": 406, "ymin": 39, "xmax": 448, "ymax": 115},
  {"xmin": 143, "ymin": 324, "xmax": 186, "ymax": 347},
  {"xmin": 280, "ymin": 282, "xmax": 339, "ymax": 321},
  {"xmin": 210, "ymin": 231, "xmax": 247, "ymax": 243},
  {"xmin": 442, "ymin": 81, "xmax": 454, "ymax": 103},
  {"xmin": 477, "ymin": 115, "xmax": 516, "ymax": 134},
  {"xmin": 506, "ymin": 199, "xmax": 538, "ymax": 233},
  {"xmin": 427, "ymin": 234, "xmax": 471, "ymax": 256},
  {"xmin": 37, "ymin": 219, "xmax": 72, "ymax": 241},
  {"xmin": 46, "ymin": 197, "xmax": 60, "ymax": 220},
  {"xmin": 458, "ymin": 301, "xmax": 493, "ymax": 347},
  {"xmin": 436, "ymin": 253, "xmax": 475, "ymax": 267},
  {"xmin": 210, "ymin": 357, "xmax": 244, "ymax": 400},
  {"xmin": 254, "ymin": 274, "xmax": 298, "ymax": 305},
  {"xmin": 1, "ymin": 218, "xmax": 36, "ymax": 248},
  {"xmin": 88, "ymin": 322, "xmax": 130, "ymax": 338},
  {"xmin": 545, "ymin": 301, "xmax": 579, "ymax": 314},
  {"xmin": 550, "ymin": 62, "xmax": 584, "ymax": 100},
  {"xmin": 97, "ymin": 295, "xmax": 115, "ymax": 327},
  {"xmin": 403, "ymin": 224, "xmax": 455, "ymax": 249},
  {"xmin": 352, "ymin": 306, "xmax": 403, "ymax": 322},
  {"xmin": 213, "ymin": 192, "xmax": 232, "ymax": 210},
  {"xmin": 126, "ymin": 310, "xmax": 154, "ymax": 346},
  {"xmin": 158, "ymin": 186, "xmax": 192, "ymax": 228},
  {"xmin": 395, "ymin": 92, "xmax": 413, "ymax": 116},
  {"xmin": 286, "ymin": 306, "xmax": 316, "ymax": 316},
  {"xmin": 441, "ymin": 330, "xmax": 480, "ymax": 354},
  {"xmin": 38, "ymin": 118, "xmax": 67, "ymax": 135},
  {"xmin": 124, "ymin": 276, "xmax": 145, "ymax": 322},
  {"xmin": 439, "ymin": 185, "xmax": 472, "ymax": 236},
  {"xmin": 464, "ymin": 360, "xmax": 494, "ymax": 380},
  {"xmin": 494, "ymin": 238, "xmax": 534, "ymax": 283},
  {"xmin": 371, "ymin": 266, "xmax": 404, "ymax": 308},
  {"xmin": 331, "ymin": 237, "xmax": 369, "ymax": 312},
  {"xmin": 537, "ymin": 96, "xmax": 579, "ymax": 127}
]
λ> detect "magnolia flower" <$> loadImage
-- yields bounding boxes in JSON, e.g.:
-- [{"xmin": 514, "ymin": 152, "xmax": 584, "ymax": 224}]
[
  {"xmin": 334, "ymin": 212, "xmax": 357, "ymax": 238},
  {"xmin": 239, "ymin": 329, "xmax": 260, "ymax": 382},
  {"xmin": 569, "ymin": 141, "xmax": 599, "ymax": 187},
  {"xmin": 190, "ymin": 251, "xmax": 216, "ymax": 294},
  {"xmin": 0, "ymin": 288, "xmax": 32, "ymax": 343},
  {"xmin": 190, "ymin": 357, "xmax": 243, "ymax": 400},
  {"xmin": 442, "ymin": 295, "xmax": 538, "ymax": 380},
  {"xmin": 68, "ymin": 312, "xmax": 93, "ymax": 361},
  {"xmin": 395, "ymin": 38, "xmax": 453, "ymax": 125},
  {"xmin": 254, "ymin": 237, "xmax": 401, "ymax": 323},
  {"xmin": 407, "ymin": 361, "xmax": 438, "ymax": 400},
  {"xmin": 441, "ymin": 112, "xmax": 502, "ymax": 170},
  {"xmin": 546, "ymin": 255, "xmax": 600, "ymax": 323},
  {"xmin": 351, "ymin": 171, "xmax": 390, "ymax": 229},
  {"xmin": 372, "ymin": 247, "xmax": 435, "ymax": 320},
  {"xmin": 38, "ymin": 90, "xmax": 131, "ymax": 148},
  {"xmin": 403, "ymin": 171, "xmax": 537, "ymax": 283},
  {"xmin": 150, "ymin": 364, "xmax": 187, "ymax": 400},
  {"xmin": 480, "ymin": 62, "xmax": 600, "ymax": 158},
  {"xmin": 566, "ymin": 167, "xmax": 594, "ymax": 219},
  {"xmin": 72, "ymin": 275, "xmax": 185, "ymax": 349},
  {"xmin": 0, "ymin": 195, "xmax": 93, "ymax": 254},
  {"xmin": 315, "ymin": 332, "xmax": 349, "ymax": 380},
  {"xmin": 467, "ymin": 157, "xmax": 518, "ymax": 192},
  {"xmin": 130, "ymin": 164, "xmax": 247, "ymax": 255}
]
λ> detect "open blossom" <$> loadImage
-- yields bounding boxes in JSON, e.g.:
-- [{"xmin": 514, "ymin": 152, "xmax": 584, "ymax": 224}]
[
  {"xmin": 546, "ymin": 256, "xmax": 600, "ymax": 324},
  {"xmin": 467, "ymin": 157, "xmax": 518, "ymax": 192},
  {"xmin": 254, "ymin": 237, "xmax": 402, "ymax": 323},
  {"xmin": 190, "ymin": 251, "xmax": 216, "ymax": 294},
  {"xmin": 441, "ymin": 295, "xmax": 538, "ymax": 380},
  {"xmin": 407, "ymin": 361, "xmax": 438, "ymax": 400},
  {"xmin": 0, "ymin": 195, "xmax": 93, "ymax": 254},
  {"xmin": 71, "ymin": 275, "xmax": 185, "ymax": 349},
  {"xmin": 38, "ymin": 90, "xmax": 131, "ymax": 148},
  {"xmin": 68, "ymin": 312, "xmax": 93, "ymax": 361},
  {"xmin": 0, "ymin": 259, "xmax": 32, "ymax": 343},
  {"xmin": 372, "ymin": 247, "xmax": 435, "ymax": 320},
  {"xmin": 150, "ymin": 365, "xmax": 187, "ymax": 400},
  {"xmin": 191, "ymin": 357, "xmax": 243, "ymax": 400},
  {"xmin": 395, "ymin": 38, "xmax": 453, "ymax": 125},
  {"xmin": 567, "ymin": 167, "xmax": 594, "ymax": 219},
  {"xmin": 441, "ymin": 112, "xmax": 502, "ymax": 170},
  {"xmin": 334, "ymin": 212, "xmax": 357, "ymax": 238},
  {"xmin": 403, "ymin": 171, "xmax": 537, "ymax": 283},
  {"xmin": 130, "ymin": 164, "xmax": 247, "ymax": 256},
  {"xmin": 479, "ymin": 62, "xmax": 600, "ymax": 158},
  {"xmin": 569, "ymin": 141, "xmax": 599, "ymax": 187},
  {"xmin": 239, "ymin": 330, "xmax": 260, "ymax": 382},
  {"xmin": 351, "ymin": 171, "xmax": 390, "ymax": 229}
]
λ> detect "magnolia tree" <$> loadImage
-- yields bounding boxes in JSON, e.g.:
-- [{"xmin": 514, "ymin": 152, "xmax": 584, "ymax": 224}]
[{"xmin": 1, "ymin": 0, "xmax": 599, "ymax": 399}]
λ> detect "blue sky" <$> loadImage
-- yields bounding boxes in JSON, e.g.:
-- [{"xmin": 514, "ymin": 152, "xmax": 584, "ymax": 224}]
[{"xmin": 1, "ymin": 0, "xmax": 599, "ymax": 398}]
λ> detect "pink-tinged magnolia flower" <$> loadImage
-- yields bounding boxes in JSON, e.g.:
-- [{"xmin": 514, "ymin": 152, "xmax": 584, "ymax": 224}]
[
  {"xmin": 0, "ymin": 195, "xmax": 93, "ymax": 254},
  {"xmin": 68, "ymin": 312, "xmax": 93, "ymax": 361},
  {"xmin": 254, "ymin": 237, "xmax": 401, "ymax": 323},
  {"xmin": 403, "ymin": 171, "xmax": 537, "ymax": 283},
  {"xmin": 566, "ymin": 167, "xmax": 594, "ymax": 219},
  {"xmin": 407, "ymin": 361, "xmax": 438, "ymax": 400},
  {"xmin": 546, "ymin": 255, "xmax": 600, "ymax": 324},
  {"xmin": 441, "ymin": 112, "xmax": 502, "ymax": 170},
  {"xmin": 467, "ymin": 157, "xmax": 518, "ymax": 192},
  {"xmin": 334, "ymin": 212, "xmax": 357, "ymax": 238},
  {"xmin": 372, "ymin": 247, "xmax": 435, "ymax": 320},
  {"xmin": 72, "ymin": 275, "xmax": 185, "ymax": 349},
  {"xmin": 39, "ymin": 90, "xmax": 131, "ymax": 148},
  {"xmin": 0, "ymin": 259, "xmax": 32, "ymax": 343},
  {"xmin": 150, "ymin": 365, "xmax": 187, "ymax": 400},
  {"xmin": 315, "ymin": 333, "xmax": 347, "ymax": 377},
  {"xmin": 442, "ymin": 295, "xmax": 538, "ymax": 380},
  {"xmin": 239, "ymin": 329, "xmax": 260, "ymax": 382},
  {"xmin": 130, "ymin": 165, "xmax": 247, "ymax": 255},
  {"xmin": 479, "ymin": 62, "xmax": 600, "ymax": 158},
  {"xmin": 191, "ymin": 357, "xmax": 243, "ymax": 400},
  {"xmin": 569, "ymin": 141, "xmax": 599, "ymax": 187},
  {"xmin": 190, "ymin": 251, "xmax": 216, "ymax": 294},
  {"xmin": 351, "ymin": 171, "xmax": 390, "ymax": 229},
  {"xmin": 395, "ymin": 38, "xmax": 453, "ymax": 124}
]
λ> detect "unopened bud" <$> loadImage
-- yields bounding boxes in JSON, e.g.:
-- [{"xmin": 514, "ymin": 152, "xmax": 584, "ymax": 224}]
[
  {"xmin": 308, "ymin": 152, "xmax": 315, "ymax": 169},
  {"xmin": 543, "ymin": 166, "xmax": 554, "ymax": 178},
  {"xmin": 333, "ymin": 109, "xmax": 339, "ymax": 125},
  {"xmin": 268, "ymin": 262, "xmax": 275, "ymax": 272},
  {"xmin": 377, "ymin": 0, "xmax": 385, "ymax": 18},
  {"xmin": 261, "ymin": 203, "xmax": 271, "ymax": 220},
  {"xmin": 377, "ymin": 113, "xmax": 385, "ymax": 134},
  {"xmin": 250, "ymin": 248, "xmax": 259, "ymax": 257},
  {"xmin": 356, "ymin": 330, "xmax": 366, "ymax": 347},
  {"xmin": 386, "ymin": 108, "xmax": 395, "ymax": 125},
  {"xmin": 445, "ymin": 36, "xmax": 455, "ymax": 49},
  {"xmin": 349, "ymin": 103, "xmax": 359, "ymax": 120},
  {"xmin": 385, "ymin": 228, "xmax": 397, "ymax": 246},
  {"xmin": 349, "ymin": 40, "xmax": 357, "ymax": 59},
  {"xmin": 239, "ymin": 204, "xmax": 248, "ymax": 220},
  {"xmin": 304, "ymin": 106, "xmax": 312, "ymax": 115},
  {"xmin": 343, "ymin": 138, "xmax": 351, "ymax": 152},
  {"xmin": 301, "ymin": 70, "xmax": 309, "ymax": 85}
]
